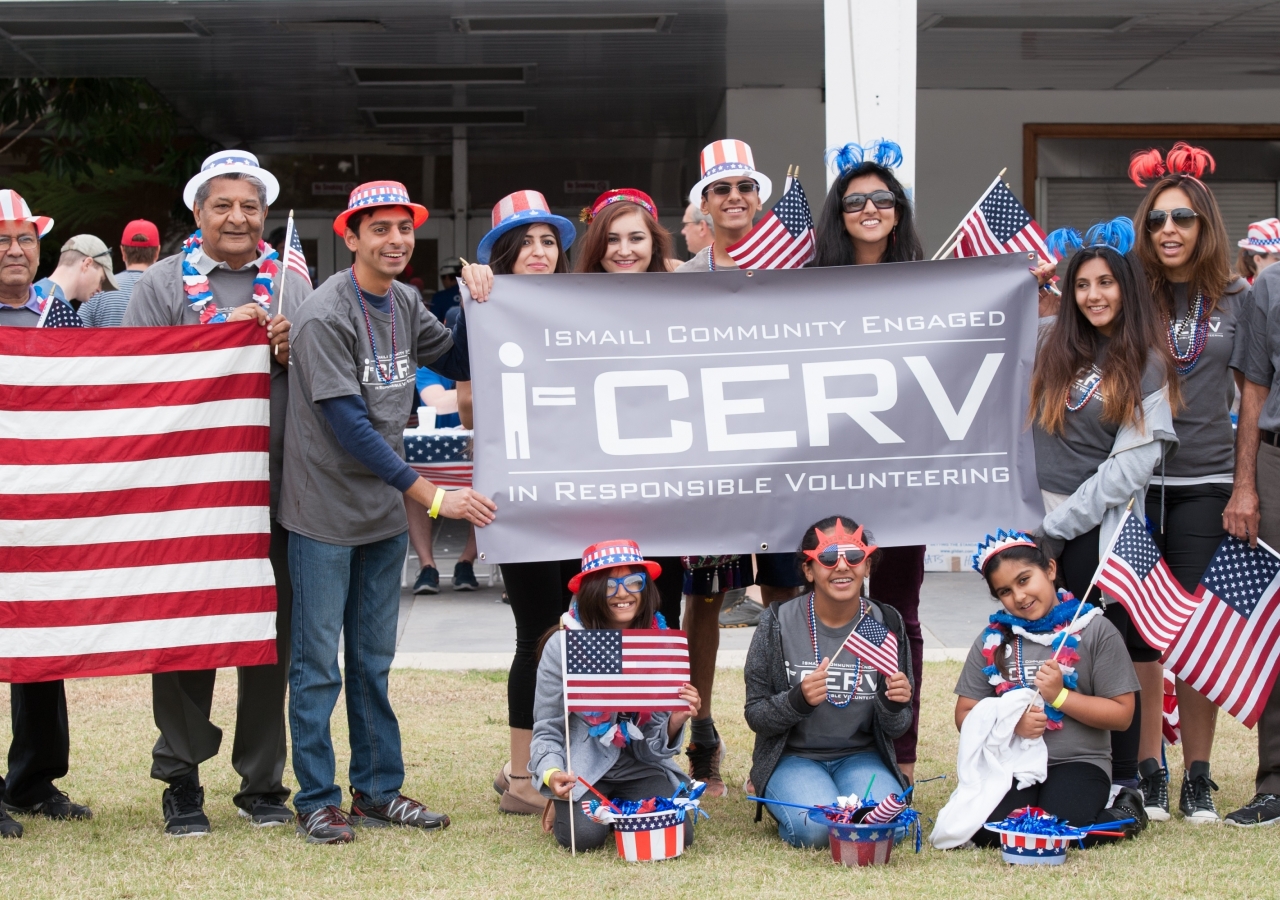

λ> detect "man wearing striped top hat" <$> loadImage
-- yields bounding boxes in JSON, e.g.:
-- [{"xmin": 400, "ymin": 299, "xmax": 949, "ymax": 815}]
[
  {"xmin": 123, "ymin": 150, "xmax": 305, "ymax": 836},
  {"xmin": 676, "ymin": 139, "xmax": 772, "ymax": 273}
]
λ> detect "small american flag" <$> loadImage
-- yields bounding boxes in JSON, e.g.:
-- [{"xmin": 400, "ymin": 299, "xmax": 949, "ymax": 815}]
[
  {"xmin": 725, "ymin": 174, "xmax": 815, "ymax": 270},
  {"xmin": 282, "ymin": 213, "xmax": 312, "ymax": 288},
  {"xmin": 1164, "ymin": 537, "xmax": 1280, "ymax": 728},
  {"xmin": 953, "ymin": 178, "xmax": 1057, "ymax": 262},
  {"xmin": 37, "ymin": 296, "xmax": 83, "ymax": 329},
  {"xmin": 563, "ymin": 628, "xmax": 689, "ymax": 712},
  {"xmin": 1095, "ymin": 510, "xmax": 1201, "ymax": 651},
  {"xmin": 842, "ymin": 615, "xmax": 899, "ymax": 676}
]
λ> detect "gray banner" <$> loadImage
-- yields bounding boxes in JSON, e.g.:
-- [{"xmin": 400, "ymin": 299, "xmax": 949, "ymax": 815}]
[{"xmin": 465, "ymin": 253, "xmax": 1043, "ymax": 564}]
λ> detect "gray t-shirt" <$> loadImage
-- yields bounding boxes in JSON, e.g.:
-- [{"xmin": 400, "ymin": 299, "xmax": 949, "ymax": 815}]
[
  {"xmin": 278, "ymin": 272, "xmax": 455, "ymax": 546},
  {"xmin": 675, "ymin": 247, "xmax": 715, "ymax": 272},
  {"xmin": 955, "ymin": 612, "xmax": 1139, "ymax": 777},
  {"xmin": 122, "ymin": 252, "xmax": 309, "ymax": 514},
  {"xmin": 1244, "ymin": 264, "xmax": 1280, "ymax": 432},
  {"xmin": 1033, "ymin": 335, "xmax": 1167, "ymax": 495},
  {"xmin": 777, "ymin": 594, "xmax": 882, "ymax": 760},
  {"xmin": 1157, "ymin": 281, "xmax": 1248, "ymax": 482},
  {"xmin": 0, "ymin": 303, "xmax": 39, "ymax": 327}
]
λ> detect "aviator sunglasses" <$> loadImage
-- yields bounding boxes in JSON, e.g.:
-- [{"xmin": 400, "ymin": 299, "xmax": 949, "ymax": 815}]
[
  {"xmin": 1146, "ymin": 208, "xmax": 1199, "ymax": 232},
  {"xmin": 811, "ymin": 544, "xmax": 868, "ymax": 569},
  {"xmin": 841, "ymin": 190, "xmax": 896, "ymax": 214},
  {"xmin": 606, "ymin": 572, "xmax": 648, "ymax": 594},
  {"xmin": 703, "ymin": 180, "xmax": 759, "ymax": 197}
]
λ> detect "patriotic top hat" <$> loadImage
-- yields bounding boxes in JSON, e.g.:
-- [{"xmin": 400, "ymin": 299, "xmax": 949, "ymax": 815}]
[
  {"xmin": 333, "ymin": 180, "xmax": 429, "ymax": 236},
  {"xmin": 476, "ymin": 190, "xmax": 577, "ymax": 264},
  {"xmin": 688, "ymin": 139, "xmax": 772, "ymax": 206},
  {"xmin": 1239, "ymin": 217, "xmax": 1280, "ymax": 252},
  {"xmin": 567, "ymin": 539, "xmax": 662, "ymax": 594},
  {"xmin": 183, "ymin": 150, "xmax": 280, "ymax": 210},
  {"xmin": 0, "ymin": 189, "xmax": 54, "ymax": 237}
]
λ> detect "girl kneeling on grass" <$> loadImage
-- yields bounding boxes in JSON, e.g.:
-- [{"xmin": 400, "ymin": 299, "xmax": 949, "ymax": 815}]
[
  {"xmin": 745, "ymin": 516, "xmax": 913, "ymax": 848},
  {"xmin": 530, "ymin": 541, "xmax": 701, "ymax": 851},
  {"xmin": 952, "ymin": 533, "xmax": 1146, "ymax": 846}
]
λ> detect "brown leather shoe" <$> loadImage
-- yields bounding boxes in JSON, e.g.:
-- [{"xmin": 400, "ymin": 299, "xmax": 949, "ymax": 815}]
[
  {"xmin": 493, "ymin": 762, "xmax": 511, "ymax": 796},
  {"xmin": 498, "ymin": 775, "xmax": 545, "ymax": 815}
]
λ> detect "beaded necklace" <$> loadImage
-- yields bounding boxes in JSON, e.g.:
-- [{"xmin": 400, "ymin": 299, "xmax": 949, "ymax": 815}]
[
  {"xmin": 1065, "ymin": 365, "xmax": 1103, "ymax": 412},
  {"xmin": 807, "ymin": 592, "xmax": 864, "ymax": 708},
  {"xmin": 348, "ymin": 266, "xmax": 398, "ymax": 384},
  {"xmin": 181, "ymin": 231, "xmax": 279, "ymax": 325},
  {"xmin": 1166, "ymin": 291, "xmax": 1209, "ymax": 375},
  {"xmin": 707, "ymin": 248, "xmax": 716, "ymax": 271}
]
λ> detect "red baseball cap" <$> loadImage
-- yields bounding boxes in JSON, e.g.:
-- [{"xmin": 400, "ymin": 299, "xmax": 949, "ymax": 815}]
[{"xmin": 120, "ymin": 219, "xmax": 160, "ymax": 248}]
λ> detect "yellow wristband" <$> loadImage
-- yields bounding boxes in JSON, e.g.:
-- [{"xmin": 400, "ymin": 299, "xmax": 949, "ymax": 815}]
[
  {"xmin": 542, "ymin": 767, "xmax": 561, "ymax": 788},
  {"xmin": 1051, "ymin": 687, "xmax": 1070, "ymax": 710},
  {"xmin": 428, "ymin": 487, "xmax": 445, "ymax": 518}
]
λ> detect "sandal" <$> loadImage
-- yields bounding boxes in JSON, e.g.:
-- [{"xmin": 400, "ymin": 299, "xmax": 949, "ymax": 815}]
[
  {"xmin": 541, "ymin": 797, "xmax": 556, "ymax": 833},
  {"xmin": 498, "ymin": 774, "xmax": 546, "ymax": 816},
  {"xmin": 493, "ymin": 761, "xmax": 511, "ymax": 796}
]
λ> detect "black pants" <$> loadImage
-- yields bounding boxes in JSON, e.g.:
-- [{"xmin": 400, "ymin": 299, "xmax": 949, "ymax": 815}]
[
  {"xmin": 1146, "ymin": 484, "xmax": 1231, "ymax": 592},
  {"xmin": 651, "ymin": 556, "xmax": 685, "ymax": 631},
  {"xmin": 553, "ymin": 770, "xmax": 694, "ymax": 851},
  {"xmin": 874, "ymin": 546, "xmax": 926, "ymax": 764},
  {"xmin": 2, "ymin": 680, "xmax": 69, "ymax": 807},
  {"xmin": 501, "ymin": 559, "xmax": 578, "ymax": 730},
  {"xmin": 150, "ymin": 520, "xmax": 294, "ymax": 809},
  {"xmin": 971, "ymin": 761, "xmax": 1111, "ymax": 847}
]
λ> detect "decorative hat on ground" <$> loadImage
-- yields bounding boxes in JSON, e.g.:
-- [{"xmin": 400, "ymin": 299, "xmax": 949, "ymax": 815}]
[
  {"xmin": 183, "ymin": 150, "xmax": 281, "ymax": 210},
  {"xmin": 0, "ymin": 189, "xmax": 54, "ymax": 237},
  {"xmin": 580, "ymin": 188, "xmax": 658, "ymax": 223},
  {"xmin": 824, "ymin": 139, "xmax": 904, "ymax": 175},
  {"xmin": 1045, "ymin": 216, "xmax": 1135, "ymax": 259},
  {"xmin": 1240, "ymin": 217, "xmax": 1280, "ymax": 252},
  {"xmin": 1128, "ymin": 141, "xmax": 1215, "ymax": 188},
  {"xmin": 567, "ymin": 539, "xmax": 662, "ymax": 594},
  {"xmin": 333, "ymin": 180, "xmax": 428, "ymax": 236},
  {"xmin": 802, "ymin": 519, "xmax": 877, "ymax": 564},
  {"xmin": 476, "ymin": 190, "xmax": 577, "ymax": 264},
  {"xmin": 688, "ymin": 139, "xmax": 772, "ymax": 205},
  {"xmin": 972, "ymin": 529, "xmax": 1038, "ymax": 574}
]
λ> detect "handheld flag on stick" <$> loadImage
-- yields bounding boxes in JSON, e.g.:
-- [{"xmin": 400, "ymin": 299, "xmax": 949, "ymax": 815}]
[
  {"xmin": 832, "ymin": 614, "xmax": 899, "ymax": 676},
  {"xmin": 282, "ymin": 211, "xmax": 312, "ymax": 289},
  {"xmin": 725, "ymin": 166, "xmax": 816, "ymax": 270},
  {"xmin": 934, "ymin": 172, "xmax": 1056, "ymax": 263},
  {"xmin": 563, "ymin": 629, "xmax": 690, "ymax": 712}
]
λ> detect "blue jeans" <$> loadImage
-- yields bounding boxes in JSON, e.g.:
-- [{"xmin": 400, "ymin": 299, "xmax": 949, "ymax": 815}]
[
  {"xmin": 287, "ymin": 530, "xmax": 408, "ymax": 814},
  {"xmin": 764, "ymin": 751, "xmax": 899, "ymax": 848}
]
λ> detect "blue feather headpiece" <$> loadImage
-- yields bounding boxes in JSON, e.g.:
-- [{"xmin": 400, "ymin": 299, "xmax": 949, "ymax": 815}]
[
  {"xmin": 1045, "ymin": 216, "xmax": 1135, "ymax": 259},
  {"xmin": 973, "ymin": 529, "xmax": 1038, "ymax": 575},
  {"xmin": 825, "ymin": 139, "xmax": 904, "ymax": 175}
]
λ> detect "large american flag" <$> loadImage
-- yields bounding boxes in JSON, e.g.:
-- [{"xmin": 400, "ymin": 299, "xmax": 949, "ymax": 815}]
[
  {"xmin": 1095, "ymin": 510, "xmax": 1201, "ymax": 651},
  {"xmin": 0, "ymin": 321, "xmax": 278, "ymax": 682},
  {"xmin": 1164, "ymin": 537, "xmax": 1280, "ymax": 727},
  {"xmin": 842, "ymin": 614, "xmax": 899, "ymax": 676},
  {"xmin": 725, "ymin": 175, "xmax": 816, "ymax": 270},
  {"xmin": 953, "ymin": 178, "xmax": 1057, "ymax": 262},
  {"xmin": 283, "ymin": 212, "xmax": 312, "ymax": 289},
  {"xmin": 563, "ymin": 628, "xmax": 689, "ymax": 712}
]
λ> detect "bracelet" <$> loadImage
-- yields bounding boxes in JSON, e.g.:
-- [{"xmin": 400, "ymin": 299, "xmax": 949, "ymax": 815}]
[
  {"xmin": 1051, "ymin": 687, "xmax": 1070, "ymax": 709},
  {"xmin": 428, "ymin": 487, "xmax": 445, "ymax": 518},
  {"xmin": 542, "ymin": 767, "xmax": 561, "ymax": 788}
]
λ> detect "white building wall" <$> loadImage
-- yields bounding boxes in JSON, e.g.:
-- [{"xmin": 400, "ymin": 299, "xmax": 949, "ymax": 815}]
[{"xmin": 724, "ymin": 88, "xmax": 826, "ymax": 197}]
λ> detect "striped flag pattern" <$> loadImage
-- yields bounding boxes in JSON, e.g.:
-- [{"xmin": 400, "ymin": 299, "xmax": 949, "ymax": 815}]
[
  {"xmin": 953, "ymin": 179, "xmax": 1057, "ymax": 262},
  {"xmin": 725, "ymin": 175, "xmax": 816, "ymax": 270},
  {"xmin": 612, "ymin": 811, "xmax": 685, "ymax": 861},
  {"xmin": 0, "ymin": 321, "xmax": 278, "ymax": 682},
  {"xmin": 492, "ymin": 190, "xmax": 553, "ymax": 227},
  {"xmin": 563, "ymin": 628, "xmax": 689, "ymax": 712},
  {"xmin": 282, "ymin": 214, "xmax": 312, "ymax": 288},
  {"xmin": 1095, "ymin": 510, "xmax": 1201, "ymax": 651},
  {"xmin": 842, "ymin": 615, "xmax": 899, "ymax": 676},
  {"xmin": 1163, "ymin": 537, "xmax": 1280, "ymax": 727}
]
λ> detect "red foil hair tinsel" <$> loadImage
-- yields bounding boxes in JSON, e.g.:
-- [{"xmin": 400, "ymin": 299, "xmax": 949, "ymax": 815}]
[{"xmin": 1128, "ymin": 142, "xmax": 1216, "ymax": 187}]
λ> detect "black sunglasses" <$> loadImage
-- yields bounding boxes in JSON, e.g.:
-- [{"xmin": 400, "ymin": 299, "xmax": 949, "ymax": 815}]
[
  {"xmin": 812, "ymin": 545, "xmax": 868, "ymax": 569},
  {"xmin": 703, "ymin": 180, "xmax": 759, "ymax": 198},
  {"xmin": 841, "ymin": 190, "xmax": 896, "ymax": 213},
  {"xmin": 1146, "ymin": 208, "xmax": 1199, "ymax": 232}
]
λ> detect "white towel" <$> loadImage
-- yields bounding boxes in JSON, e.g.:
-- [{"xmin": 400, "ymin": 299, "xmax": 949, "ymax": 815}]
[{"xmin": 930, "ymin": 688, "xmax": 1048, "ymax": 849}]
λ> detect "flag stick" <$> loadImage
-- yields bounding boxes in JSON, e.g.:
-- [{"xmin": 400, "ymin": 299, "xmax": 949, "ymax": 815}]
[
  {"xmin": 862, "ymin": 774, "xmax": 877, "ymax": 804},
  {"xmin": 577, "ymin": 776, "xmax": 622, "ymax": 814},
  {"xmin": 560, "ymin": 627, "xmax": 576, "ymax": 856},
  {"xmin": 273, "ymin": 210, "xmax": 294, "ymax": 361},
  {"xmin": 1050, "ymin": 499, "xmax": 1135, "ymax": 663},
  {"xmin": 931, "ymin": 168, "xmax": 1007, "ymax": 260}
]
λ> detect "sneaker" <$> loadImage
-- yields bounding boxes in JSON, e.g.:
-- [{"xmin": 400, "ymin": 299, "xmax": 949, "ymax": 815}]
[
  {"xmin": 1178, "ymin": 763, "xmax": 1220, "ymax": 824},
  {"xmin": 687, "ymin": 737, "xmax": 727, "ymax": 798},
  {"xmin": 296, "ymin": 805, "xmax": 354, "ymax": 844},
  {"xmin": 720, "ymin": 595, "xmax": 764, "ymax": 628},
  {"xmin": 0, "ymin": 808, "xmax": 22, "ymax": 839},
  {"xmin": 162, "ymin": 779, "xmax": 210, "ymax": 837},
  {"xmin": 413, "ymin": 566, "xmax": 440, "ymax": 595},
  {"xmin": 1225, "ymin": 793, "xmax": 1280, "ymax": 827},
  {"xmin": 4, "ymin": 790, "xmax": 92, "ymax": 821},
  {"xmin": 348, "ymin": 788, "xmax": 450, "ymax": 830},
  {"xmin": 238, "ymin": 795, "xmax": 294, "ymax": 827},
  {"xmin": 452, "ymin": 560, "xmax": 480, "ymax": 591},
  {"xmin": 1136, "ymin": 758, "xmax": 1170, "ymax": 822}
]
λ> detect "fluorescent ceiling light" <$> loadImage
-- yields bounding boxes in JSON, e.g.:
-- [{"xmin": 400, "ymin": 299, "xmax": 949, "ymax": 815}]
[
  {"xmin": 454, "ymin": 14, "xmax": 672, "ymax": 34},
  {"xmin": 924, "ymin": 15, "xmax": 1136, "ymax": 32},
  {"xmin": 282, "ymin": 20, "xmax": 385, "ymax": 33},
  {"xmin": 0, "ymin": 19, "xmax": 206, "ymax": 38}
]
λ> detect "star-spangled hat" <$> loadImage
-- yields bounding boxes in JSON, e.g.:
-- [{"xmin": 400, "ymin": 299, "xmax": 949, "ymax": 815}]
[
  {"xmin": 183, "ymin": 150, "xmax": 281, "ymax": 210},
  {"xmin": 1239, "ymin": 218, "xmax": 1280, "ymax": 252},
  {"xmin": 688, "ymin": 139, "xmax": 772, "ymax": 206},
  {"xmin": 973, "ymin": 529, "xmax": 1039, "ymax": 575},
  {"xmin": 476, "ymin": 190, "xmax": 577, "ymax": 264},
  {"xmin": 332, "ymin": 180, "xmax": 429, "ymax": 236},
  {"xmin": 567, "ymin": 539, "xmax": 663, "ymax": 594},
  {"xmin": 0, "ymin": 189, "xmax": 53, "ymax": 237}
]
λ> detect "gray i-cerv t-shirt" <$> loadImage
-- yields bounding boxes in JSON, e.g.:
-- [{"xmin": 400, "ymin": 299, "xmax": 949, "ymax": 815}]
[{"xmin": 279, "ymin": 271, "xmax": 454, "ymax": 546}]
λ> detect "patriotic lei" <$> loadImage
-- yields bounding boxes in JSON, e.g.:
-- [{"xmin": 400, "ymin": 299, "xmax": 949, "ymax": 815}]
[
  {"xmin": 979, "ymin": 591, "xmax": 1101, "ymax": 730},
  {"xmin": 181, "ymin": 230, "xmax": 279, "ymax": 324},
  {"xmin": 568, "ymin": 602, "xmax": 669, "ymax": 747}
]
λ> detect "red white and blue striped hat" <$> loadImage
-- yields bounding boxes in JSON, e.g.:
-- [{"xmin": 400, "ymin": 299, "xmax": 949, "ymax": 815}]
[
  {"xmin": 477, "ymin": 189, "xmax": 577, "ymax": 264},
  {"xmin": 183, "ymin": 149, "xmax": 280, "ymax": 210},
  {"xmin": 689, "ymin": 139, "xmax": 772, "ymax": 205},
  {"xmin": 333, "ymin": 180, "xmax": 429, "ymax": 236},
  {"xmin": 0, "ymin": 189, "xmax": 53, "ymax": 237},
  {"xmin": 567, "ymin": 539, "xmax": 663, "ymax": 594},
  {"xmin": 1239, "ymin": 217, "xmax": 1280, "ymax": 252}
]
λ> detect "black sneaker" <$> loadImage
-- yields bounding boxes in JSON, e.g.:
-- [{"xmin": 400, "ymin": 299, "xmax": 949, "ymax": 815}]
[
  {"xmin": 1095, "ymin": 785, "xmax": 1148, "ymax": 840},
  {"xmin": 1137, "ymin": 757, "xmax": 1170, "ymax": 822},
  {"xmin": 296, "ymin": 805, "xmax": 354, "ymax": 844},
  {"xmin": 413, "ymin": 566, "xmax": 440, "ymax": 595},
  {"xmin": 1178, "ymin": 762, "xmax": 1220, "ymax": 824},
  {"xmin": 0, "ymin": 807, "xmax": 22, "ymax": 839},
  {"xmin": 162, "ymin": 778, "xmax": 210, "ymax": 837},
  {"xmin": 4, "ymin": 790, "xmax": 92, "ymax": 821},
  {"xmin": 452, "ymin": 560, "xmax": 480, "ymax": 591},
  {"xmin": 348, "ymin": 788, "xmax": 450, "ymax": 830},
  {"xmin": 1225, "ymin": 793, "xmax": 1280, "ymax": 827},
  {"xmin": 238, "ymin": 795, "xmax": 293, "ymax": 827}
]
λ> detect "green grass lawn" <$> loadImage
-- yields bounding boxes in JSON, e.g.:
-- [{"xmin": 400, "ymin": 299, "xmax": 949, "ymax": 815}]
[{"xmin": 0, "ymin": 662, "xmax": 1273, "ymax": 899}]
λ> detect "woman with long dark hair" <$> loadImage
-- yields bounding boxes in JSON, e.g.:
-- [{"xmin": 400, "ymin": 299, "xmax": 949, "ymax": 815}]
[
  {"xmin": 1031, "ymin": 217, "xmax": 1178, "ymax": 800},
  {"xmin": 1130, "ymin": 143, "xmax": 1249, "ymax": 822},
  {"xmin": 572, "ymin": 189, "xmax": 676, "ymax": 274}
]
